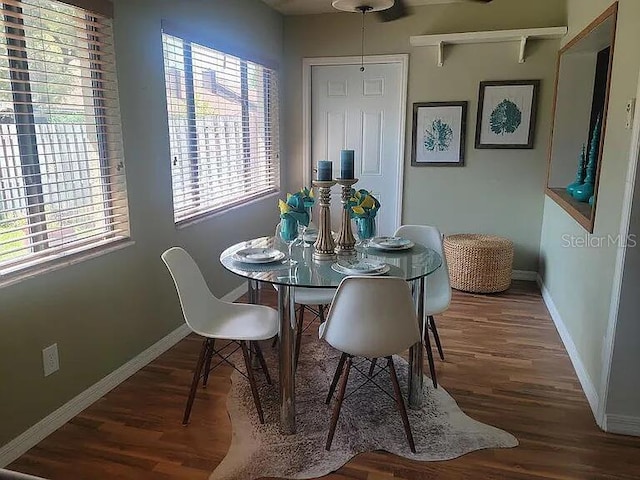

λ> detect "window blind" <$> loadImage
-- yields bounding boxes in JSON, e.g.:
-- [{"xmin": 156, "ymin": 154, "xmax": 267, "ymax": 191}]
[
  {"xmin": 161, "ymin": 32, "xmax": 280, "ymax": 223},
  {"xmin": 0, "ymin": 0, "xmax": 128, "ymax": 276}
]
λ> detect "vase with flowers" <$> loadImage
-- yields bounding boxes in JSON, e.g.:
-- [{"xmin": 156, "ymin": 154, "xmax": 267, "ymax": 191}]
[{"xmin": 348, "ymin": 189, "xmax": 380, "ymax": 250}]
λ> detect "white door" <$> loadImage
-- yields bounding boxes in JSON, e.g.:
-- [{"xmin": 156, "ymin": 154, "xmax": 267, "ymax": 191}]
[{"xmin": 311, "ymin": 62, "xmax": 404, "ymax": 236}]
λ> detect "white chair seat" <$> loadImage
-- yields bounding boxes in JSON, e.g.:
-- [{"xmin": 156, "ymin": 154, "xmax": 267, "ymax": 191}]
[
  {"xmin": 193, "ymin": 301, "xmax": 279, "ymax": 341},
  {"xmin": 293, "ymin": 287, "xmax": 335, "ymax": 305}
]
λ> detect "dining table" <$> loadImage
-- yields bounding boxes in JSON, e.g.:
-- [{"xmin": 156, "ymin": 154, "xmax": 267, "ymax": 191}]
[{"xmin": 220, "ymin": 235, "xmax": 442, "ymax": 434}]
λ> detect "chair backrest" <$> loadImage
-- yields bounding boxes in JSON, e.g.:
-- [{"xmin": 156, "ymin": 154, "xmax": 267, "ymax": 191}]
[
  {"xmin": 161, "ymin": 247, "xmax": 220, "ymax": 335},
  {"xmin": 320, "ymin": 276, "xmax": 421, "ymax": 358},
  {"xmin": 395, "ymin": 225, "xmax": 452, "ymax": 313}
]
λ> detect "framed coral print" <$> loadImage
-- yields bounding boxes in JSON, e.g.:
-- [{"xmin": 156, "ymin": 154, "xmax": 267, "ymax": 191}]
[
  {"xmin": 411, "ymin": 101, "xmax": 467, "ymax": 167},
  {"xmin": 475, "ymin": 80, "xmax": 540, "ymax": 149}
]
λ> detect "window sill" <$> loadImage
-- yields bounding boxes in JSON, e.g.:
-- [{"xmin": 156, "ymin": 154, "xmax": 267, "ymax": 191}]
[
  {"xmin": 176, "ymin": 190, "xmax": 280, "ymax": 230},
  {"xmin": 0, "ymin": 238, "xmax": 136, "ymax": 290}
]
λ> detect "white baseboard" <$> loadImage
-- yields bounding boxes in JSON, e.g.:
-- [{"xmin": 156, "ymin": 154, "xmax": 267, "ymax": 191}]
[
  {"xmin": 512, "ymin": 270, "xmax": 537, "ymax": 281},
  {"xmin": 536, "ymin": 274, "xmax": 601, "ymax": 424},
  {"xmin": 605, "ymin": 414, "xmax": 640, "ymax": 436},
  {"xmin": 0, "ymin": 282, "xmax": 248, "ymax": 468}
]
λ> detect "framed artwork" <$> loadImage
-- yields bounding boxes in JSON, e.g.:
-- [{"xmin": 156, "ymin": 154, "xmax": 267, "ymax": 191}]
[
  {"xmin": 411, "ymin": 101, "xmax": 467, "ymax": 167},
  {"xmin": 475, "ymin": 80, "xmax": 540, "ymax": 149}
]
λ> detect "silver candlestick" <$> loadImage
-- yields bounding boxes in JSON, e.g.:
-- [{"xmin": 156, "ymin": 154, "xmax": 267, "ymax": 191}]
[
  {"xmin": 312, "ymin": 180, "xmax": 337, "ymax": 262},
  {"xmin": 335, "ymin": 178, "xmax": 358, "ymax": 256}
]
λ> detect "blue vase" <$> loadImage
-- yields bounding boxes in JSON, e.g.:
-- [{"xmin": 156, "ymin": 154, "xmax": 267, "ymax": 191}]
[
  {"xmin": 355, "ymin": 217, "xmax": 376, "ymax": 242},
  {"xmin": 280, "ymin": 217, "xmax": 298, "ymax": 242},
  {"xmin": 567, "ymin": 144, "xmax": 586, "ymax": 196}
]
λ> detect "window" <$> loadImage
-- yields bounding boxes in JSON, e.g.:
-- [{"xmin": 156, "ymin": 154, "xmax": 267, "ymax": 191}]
[
  {"xmin": 0, "ymin": 0, "xmax": 128, "ymax": 277},
  {"xmin": 161, "ymin": 32, "xmax": 280, "ymax": 223}
]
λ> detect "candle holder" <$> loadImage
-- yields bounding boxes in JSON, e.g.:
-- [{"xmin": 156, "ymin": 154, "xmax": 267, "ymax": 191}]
[
  {"xmin": 335, "ymin": 178, "xmax": 358, "ymax": 256},
  {"xmin": 311, "ymin": 180, "xmax": 337, "ymax": 262}
]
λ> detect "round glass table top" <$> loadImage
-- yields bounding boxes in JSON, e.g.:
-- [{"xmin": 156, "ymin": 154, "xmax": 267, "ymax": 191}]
[{"xmin": 220, "ymin": 236, "xmax": 443, "ymax": 288}]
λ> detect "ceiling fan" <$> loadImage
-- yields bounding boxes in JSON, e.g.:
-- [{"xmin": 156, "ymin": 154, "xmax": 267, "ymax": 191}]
[{"xmin": 332, "ymin": 0, "xmax": 494, "ymax": 23}]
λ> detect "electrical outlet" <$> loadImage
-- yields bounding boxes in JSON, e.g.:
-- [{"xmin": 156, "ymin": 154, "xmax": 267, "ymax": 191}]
[{"xmin": 42, "ymin": 343, "xmax": 59, "ymax": 377}]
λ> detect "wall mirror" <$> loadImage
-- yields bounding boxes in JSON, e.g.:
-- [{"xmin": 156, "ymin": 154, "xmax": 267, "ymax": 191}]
[{"xmin": 546, "ymin": 3, "xmax": 618, "ymax": 233}]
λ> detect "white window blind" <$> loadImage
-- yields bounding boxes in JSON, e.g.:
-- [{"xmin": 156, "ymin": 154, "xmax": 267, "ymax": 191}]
[
  {"xmin": 161, "ymin": 32, "xmax": 280, "ymax": 223},
  {"xmin": 0, "ymin": 0, "xmax": 128, "ymax": 277}
]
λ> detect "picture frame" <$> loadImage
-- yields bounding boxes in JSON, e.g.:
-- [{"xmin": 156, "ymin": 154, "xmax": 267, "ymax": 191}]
[
  {"xmin": 475, "ymin": 80, "xmax": 540, "ymax": 149},
  {"xmin": 411, "ymin": 101, "xmax": 467, "ymax": 167}
]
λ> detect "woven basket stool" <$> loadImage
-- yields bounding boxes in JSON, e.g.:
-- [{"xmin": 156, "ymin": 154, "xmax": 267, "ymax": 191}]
[{"xmin": 443, "ymin": 234, "xmax": 514, "ymax": 293}]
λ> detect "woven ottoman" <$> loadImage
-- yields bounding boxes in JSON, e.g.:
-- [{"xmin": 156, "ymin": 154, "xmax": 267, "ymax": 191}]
[{"xmin": 443, "ymin": 234, "xmax": 514, "ymax": 293}]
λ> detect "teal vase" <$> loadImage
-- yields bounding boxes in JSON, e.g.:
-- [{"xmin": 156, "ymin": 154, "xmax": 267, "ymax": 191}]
[
  {"xmin": 355, "ymin": 217, "xmax": 376, "ymax": 242},
  {"xmin": 588, "ymin": 195, "xmax": 595, "ymax": 206},
  {"xmin": 566, "ymin": 144, "xmax": 586, "ymax": 196},
  {"xmin": 279, "ymin": 216, "xmax": 298, "ymax": 242},
  {"xmin": 573, "ymin": 115, "xmax": 601, "ymax": 203}
]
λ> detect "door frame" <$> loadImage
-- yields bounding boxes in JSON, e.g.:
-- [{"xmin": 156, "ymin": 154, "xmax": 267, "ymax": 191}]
[{"xmin": 302, "ymin": 54, "xmax": 409, "ymax": 232}]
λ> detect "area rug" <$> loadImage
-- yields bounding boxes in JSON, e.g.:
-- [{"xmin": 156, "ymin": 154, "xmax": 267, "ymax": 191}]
[{"xmin": 210, "ymin": 336, "xmax": 518, "ymax": 480}]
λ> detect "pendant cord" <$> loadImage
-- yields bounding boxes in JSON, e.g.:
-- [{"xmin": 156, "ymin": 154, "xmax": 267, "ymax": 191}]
[{"xmin": 360, "ymin": 9, "xmax": 366, "ymax": 72}]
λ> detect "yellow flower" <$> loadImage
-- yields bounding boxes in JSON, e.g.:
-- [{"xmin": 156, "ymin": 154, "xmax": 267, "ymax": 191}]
[
  {"xmin": 351, "ymin": 206, "xmax": 365, "ymax": 216},
  {"xmin": 286, "ymin": 193, "xmax": 293, "ymax": 201},
  {"xmin": 360, "ymin": 195, "xmax": 375, "ymax": 210},
  {"xmin": 278, "ymin": 199, "xmax": 290, "ymax": 214}
]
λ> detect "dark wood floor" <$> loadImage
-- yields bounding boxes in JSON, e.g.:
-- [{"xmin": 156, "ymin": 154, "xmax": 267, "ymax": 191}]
[{"xmin": 9, "ymin": 281, "xmax": 640, "ymax": 479}]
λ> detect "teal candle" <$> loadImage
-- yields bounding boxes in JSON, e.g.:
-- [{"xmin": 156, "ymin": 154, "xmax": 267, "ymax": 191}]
[
  {"xmin": 340, "ymin": 150, "xmax": 354, "ymax": 179},
  {"xmin": 317, "ymin": 160, "xmax": 332, "ymax": 181}
]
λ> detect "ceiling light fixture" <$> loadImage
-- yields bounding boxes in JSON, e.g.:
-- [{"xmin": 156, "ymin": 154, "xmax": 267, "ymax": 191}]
[{"xmin": 332, "ymin": 0, "xmax": 394, "ymax": 71}]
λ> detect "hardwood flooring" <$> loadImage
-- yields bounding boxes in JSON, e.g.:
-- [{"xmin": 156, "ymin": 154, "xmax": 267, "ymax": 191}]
[{"xmin": 8, "ymin": 281, "xmax": 640, "ymax": 479}]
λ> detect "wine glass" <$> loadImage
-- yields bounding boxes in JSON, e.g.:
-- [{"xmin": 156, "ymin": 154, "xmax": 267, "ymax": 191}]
[
  {"xmin": 280, "ymin": 218, "xmax": 299, "ymax": 266},
  {"xmin": 355, "ymin": 216, "xmax": 376, "ymax": 255}
]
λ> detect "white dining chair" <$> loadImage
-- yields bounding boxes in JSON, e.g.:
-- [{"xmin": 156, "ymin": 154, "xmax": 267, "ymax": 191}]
[
  {"xmin": 162, "ymin": 247, "xmax": 278, "ymax": 425},
  {"xmin": 273, "ymin": 222, "xmax": 336, "ymax": 365},
  {"xmin": 395, "ymin": 225, "xmax": 451, "ymax": 388},
  {"xmin": 320, "ymin": 276, "xmax": 420, "ymax": 453}
]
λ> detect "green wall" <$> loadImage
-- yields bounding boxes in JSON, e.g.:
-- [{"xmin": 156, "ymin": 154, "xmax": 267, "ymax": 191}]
[
  {"xmin": 282, "ymin": 0, "xmax": 566, "ymax": 271},
  {"xmin": 0, "ymin": 0, "xmax": 283, "ymax": 446},
  {"xmin": 539, "ymin": 0, "xmax": 640, "ymax": 405}
]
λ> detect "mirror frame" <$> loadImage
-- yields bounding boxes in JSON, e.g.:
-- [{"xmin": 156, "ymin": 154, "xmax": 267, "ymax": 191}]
[{"xmin": 545, "ymin": 2, "xmax": 618, "ymax": 233}]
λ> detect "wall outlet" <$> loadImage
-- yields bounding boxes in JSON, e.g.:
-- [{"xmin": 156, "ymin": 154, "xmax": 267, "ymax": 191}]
[{"xmin": 42, "ymin": 343, "xmax": 59, "ymax": 377}]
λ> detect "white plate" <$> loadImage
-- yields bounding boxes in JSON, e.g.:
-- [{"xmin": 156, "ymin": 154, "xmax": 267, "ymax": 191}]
[
  {"xmin": 331, "ymin": 259, "xmax": 390, "ymax": 276},
  {"xmin": 233, "ymin": 248, "xmax": 285, "ymax": 264},
  {"xmin": 369, "ymin": 236, "xmax": 415, "ymax": 251}
]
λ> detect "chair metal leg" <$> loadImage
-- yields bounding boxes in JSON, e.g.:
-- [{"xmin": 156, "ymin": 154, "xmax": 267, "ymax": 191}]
[
  {"xmin": 241, "ymin": 340, "xmax": 265, "ymax": 424},
  {"xmin": 202, "ymin": 339, "xmax": 215, "ymax": 388},
  {"xmin": 183, "ymin": 338, "xmax": 210, "ymax": 425},
  {"xmin": 368, "ymin": 358, "xmax": 377, "ymax": 377},
  {"xmin": 387, "ymin": 356, "xmax": 416, "ymax": 453},
  {"xmin": 326, "ymin": 352, "xmax": 348, "ymax": 404},
  {"xmin": 252, "ymin": 341, "xmax": 272, "ymax": 385},
  {"xmin": 429, "ymin": 315, "xmax": 444, "ymax": 361},
  {"xmin": 294, "ymin": 305, "xmax": 305, "ymax": 370},
  {"xmin": 423, "ymin": 325, "xmax": 438, "ymax": 388},
  {"xmin": 326, "ymin": 355, "xmax": 352, "ymax": 451}
]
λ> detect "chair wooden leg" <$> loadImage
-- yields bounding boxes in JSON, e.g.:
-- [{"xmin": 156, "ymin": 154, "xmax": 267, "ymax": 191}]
[
  {"xmin": 202, "ymin": 339, "xmax": 215, "ymax": 388},
  {"xmin": 423, "ymin": 325, "xmax": 438, "ymax": 388},
  {"xmin": 294, "ymin": 305, "xmax": 305, "ymax": 370},
  {"xmin": 326, "ymin": 355, "xmax": 351, "ymax": 451},
  {"xmin": 368, "ymin": 358, "xmax": 377, "ymax": 377},
  {"xmin": 241, "ymin": 341, "xmax": 265, "ymax": 423},
  {"xmin": 387, "ymin": 356, "xmax": 416, "ymax": 453},
  {"xmin": 252, "ymin": 341, "xmax": 272, "ymax": 385},
  {"xmin": 429, "ymin": 315, "xmax": 444, "ymax": 361},
  {"xmin": 326, "ymin": 352, "xmax": 348, "ymax": 404},
  {"xmin": 183, "ymin": 338, "xmax": 209, "ymax": 425}
]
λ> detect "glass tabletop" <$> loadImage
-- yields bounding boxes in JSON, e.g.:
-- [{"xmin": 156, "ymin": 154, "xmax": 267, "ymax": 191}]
[{"xmin": 220, "ymin": 236, "xmax": 443, "ymax": 288}]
